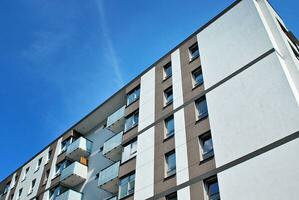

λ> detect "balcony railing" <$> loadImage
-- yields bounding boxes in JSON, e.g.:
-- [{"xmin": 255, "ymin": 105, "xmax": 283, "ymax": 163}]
[
  {"xmin": 98, "ymin": 162, "xmax": 120, "ymax": 193},
  {"xmin": 103, "ymin": 132, "xmax": 123, "ymax": 161},
  {"xmin": 106, "ymin": 106, "xmax": 125, "ymax": 133},
  {"xmin": 56, "ymin": 189, "xmax": 82, "ymax": 200},
  {"xmin": 61, "ymin": 162, "xmax": 87, "ymax": 187},
  {"xmin": 66, "ymin": 137, "xmax": 92, "ymax": 161}
]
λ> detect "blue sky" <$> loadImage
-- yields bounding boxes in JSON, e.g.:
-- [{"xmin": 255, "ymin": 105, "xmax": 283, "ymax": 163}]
[{"xmin": 0, "ymin": 0, "xmax": 298, "ymax": 180}]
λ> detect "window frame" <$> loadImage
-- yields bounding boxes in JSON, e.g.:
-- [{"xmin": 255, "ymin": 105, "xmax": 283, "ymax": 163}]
[
  {"xmin": 163, "ymin": 62, "xmax": 172, "ymax": 80},
  {"xmin": 126, "ymin": 86, "xmax": 140, "ymax": 106},
  {"xmin": 199, "ymin": 133, "xmax": 214, "ymax": 161},
  {"xmin": 164, "ymin": 86, "xmax": 173, "ymax": 106},
  {"xmin": 118, "ymin": 173, "xmax": 135, "ymax": 199},
  {"xmin": 189, "ymin": 43, "xmax": 200, "ymax": 61},
  {"xmin": 124, "ymin": 111, "xmax": 139, "ymax": 132},
  {"xmin": 195, "ymin": 97, "xmax": 208, "ymax": 121},
  {"xmin": 28, "ymin": 179, "xmax": 36, "ymax": 195},
  {"xmin": 164, "ymin": 115, "xmax": 175, "ymax": 138},
  {"xmin": 204, "ymin": 176, "xmax": 220, "ymax": 200},
  {"xmin": 121, "ymin": 139, "xmax": 138, "ymax": 163},
  {"xmin": 165, "ymin": 150, "xmax": 176, "ymax": 178},
  {"xmin": 165, "ymin": 192, "xmax": 177, "ymax": 200},
  {"xmin": 192, "ymin": 67, "xmax": 204, "ymax": 88}
]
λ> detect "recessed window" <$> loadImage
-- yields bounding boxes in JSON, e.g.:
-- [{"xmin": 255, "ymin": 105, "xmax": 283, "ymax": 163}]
[
  {"xmin": 166, "ymin": 192, "xmax": 177, "ymax": 200},
  {"xmin": 46, "ymin": 149, "xmax": 52, "ymax": 163},
  {"xmin": 54, "ymin": 160, "xmax": 70, "ymax": 178},
  {"xmin": 60, "ymin": 137, "xmax": 73, "ymax": 153},
  {"xmin": 122, "ymin": 139, "xmax": 137, "ymax": 163},
  {"xmin": 17, "ymin": 188, "xmax": 22, "ymax": 200},
  {"xmin": 192, "ymin": 68, "xmax": 203, "ymax": 87},
  {"xmin": 195, "ymin": 97, "xmax": 208, "ymax": 120},
  {"xmin": 163, "ymin": 62, "xmax": 172, "ymax": 79},
  {"xmin": 205, "ymin": 177, "xmax": 220, "ymax": 200},
  {"xmin": 199, "ymin": 133, "xmax": 214, "ymax": 161},
  {"xmin": 43, "ymin": 169, "xmax": 50, "ymax": 185},
  {"xmin": 28, "ymin": 179, "xmax": 36, "ymax": 194},
  {"xmin": 22, "ymin": 167, "xmax": 30, "ymax": 181},
  {"xmin": 4, "ymin": 181, "xmax": 10, "ymax": 194},
  {"xmin": 164, "ymin": 87, "xmax": 173, "ymax": 106},
  {"xmin": 127, "ymin": 86, "xmax": 140, "ymax": 106},
  {"xmin": 118, "ymin": 173, "xmax": 135, "ymax": 199},
  {"xmin": 164, "ymin": 115, "xmax": 174, "ymax": 138},
  {"xmin": 165, "ymin": 151, "xmax": 176, "ymax": 177},
  {"xmin": 189, "ymin": 43, "xmax": 199, "ymax": 61},
  {"xmin": 124, "ymin": 111, "xmax": 139, "ymax": 132},
  {"xmin": 35, "ymin": 157, "xmax": 42, "ymax": 172},
  {"xmin": 49, "ymin": 186, "xmax": 64, "ymax": 199}
]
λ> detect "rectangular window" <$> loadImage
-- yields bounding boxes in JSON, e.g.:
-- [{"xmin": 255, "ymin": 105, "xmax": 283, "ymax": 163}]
[
  {"xmin": 195, "ymin": 97, "xmax": 208, "ymax": 120},
  {"xmin": 17, "ymin": 188, "xmax": 22, "ymax": 200},
  {"xmin": 124, "ymin": 112, "xmax": 139, "ymax": 132},
  {"xmin": 164, "ymin": 115, "xmax": 174, "ymax": 138},
  {"xmin": 121, "ymin": 139, "xmax": 137, "ymax": 163},
  {"xmin": 189, "ymin": 43, "xmax": 199, "ymax": 61},
  {"xmin": 4, "ymin": 181, "xmax": 10, "ymax": 194},
  {"xmin": 163, "ymin": 62, "xmax": 172, "ymax": 79},
  {"xmin": 165, "ymin": 151, "xmax": 176, "ymax": 177},
  {"xmin": 43, "ymin": 169, "xmax": 50, "ymax": 185},
  {"xmin": 49, "ymin": 186, "xmax": 64, "ymax": 199},
  {"xmin": 35, "ymin": 157, "xmax": 42, "ymax": 171},
  {"xmin": 205, "ymin": 177, "xmax": 220, "ymax": 200},
  {"xmin": 127, "ymin": 86, "xmax": 140, "ymax": 106},
  {"xmin": 166, "ymin": 192, "xmax": 177, "ymax": 200},
  {"xmin": 199, "ymin": 133, "xmax": 214, "ymax": 161},
  {"xmin": 118, "ymin": 173, "xmax": 135, "ymax": 199},
  {"xmin": 28, "ymin": 179, "xmax": 36, "ymax": 194},
  {"xmin": 46, "ymin": 150, "xmax": 52, "ymax": 163},
  {"xmin": 60, "ymin": 138, "xmax": 73, "ymax": 153},
  {"xmin": 22, "ymin": 167, "xmax": 30, "ymax": 181},
  {"xmin": 192, "ymin": 68, "xmax": 203, "ymax": 87},
  {"xmin": 164, "ymin": 87, "xmax": 173, "ymax": 106},
  {"xmin": 54, "ymin": 160, "xmax": 69, "ymax": 178}
]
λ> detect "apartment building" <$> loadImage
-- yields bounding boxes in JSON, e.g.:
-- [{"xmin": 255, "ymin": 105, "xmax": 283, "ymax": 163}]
[{"xmin": 1, "ymin": 0, "xmax": 299, "ymax": 200}]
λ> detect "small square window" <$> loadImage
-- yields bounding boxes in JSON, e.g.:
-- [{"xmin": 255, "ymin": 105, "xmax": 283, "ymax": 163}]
[
  {"xmin": 204, "ymin": 177, "xmax": 220, "ymax": 200},
  {"xmin": 163, "ymin": 62, "xmax": 172, "ymax": 79},
  {"xmin": 189, "ymin": 43, "xmax": 199, "ymax": 61},
  {"xmin": 164, "ymin": 87, "xmax": 173, "ymax": 106},
  {"xmin": 195, "ymin": 97, "xmax": 208, "ymax": 120},
  {"xmin": 165, "ymin": 151, "xmax": 176, "ymax": 177},
  {"xmin": 164, "ymin": 115, "xmax": 174, "ymax": 138},
  {"xmin": 199, "ymin": 133, "xmax": 214, "ymax": 161},
  {"xmin": 166, "ymin": 192, "xmax": 177, "ymax": 200},
  {"xmin": 192, "ymin": 68, "xmax": 203, "ymax": 87}
]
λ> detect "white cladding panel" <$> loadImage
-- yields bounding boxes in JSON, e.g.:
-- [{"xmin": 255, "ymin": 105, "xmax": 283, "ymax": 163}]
[
  {"xmin": 218, "ymin": 137, "xmax": 299, "ymax": 200},
  {"xmin": 135, "ymin": 68, "xmax": 156, "ymax": 199}
]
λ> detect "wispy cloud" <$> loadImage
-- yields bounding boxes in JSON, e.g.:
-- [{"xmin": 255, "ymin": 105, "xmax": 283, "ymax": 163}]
[{"xmin": 96, "ymin": 0, "xmax": 124, "ymax": 87}]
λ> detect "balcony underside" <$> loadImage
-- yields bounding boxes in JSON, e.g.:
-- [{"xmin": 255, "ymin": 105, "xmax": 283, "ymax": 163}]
[
  {"xmin": 99, "ymin": 177, "xmax": 119, "ymax": 194},
  {"xmin": 61, "ymin": 174, "xmax": 86, "ymax": 187},
  {"xmin": 66, "ymin": 148, "xmax": 90, "ymax": 161}
]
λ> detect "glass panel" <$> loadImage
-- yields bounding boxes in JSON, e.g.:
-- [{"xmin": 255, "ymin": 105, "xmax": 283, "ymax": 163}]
[
  {"xmin": 165, "ymin": 116, "xmax": 174, "ymax": 137},
  {"xmin": 208, "ymin": 181, "xmax": 220, "ymax": 200},
  {"xmin": 190, "ymin": 44, "xmax": 199, "ymax": 59},
  {"xmin": 124, "ymin": 113, "xmax": 138, "ymax": 132},
  {"xmin": 165, "ymin": 88, "xmax": 173, "ymax": 104},
  {"xmin": 103, "ymin": 132, "xmax": 123, "ymax": 155},
  {"xmin": 193, "ymin": 70, "xmax": 203, "ymax": 86},
  {"xmin": 196, "ymin": 99, "xmax": 208, "ymax": 119},
  {"xmin": 98, "ymin": 162, "xmax": 120, "ymax": 186},
  {"xmin": 164, "ymin": 63, "xmax": 172, "ymax": 78},
  {"xmin": 121, "ymin": 140, "xmax": 137, "ymax": 163},
  {"xmin": 203, "ymin": 137, "xmax": 214, "ymax": 158},
  {"xmin": 127, "ymin": 87, "xmax": 140, "ymax": 105},
  {"xmin": 166, "ymin": 152, "xmax": 176, "ymax": 176},
  {"xmin": 118, "ymin": 174, "xmax": 135, "ymax": 199}
]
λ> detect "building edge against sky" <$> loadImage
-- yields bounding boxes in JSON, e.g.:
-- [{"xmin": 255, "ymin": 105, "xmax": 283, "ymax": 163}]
[{"xmin": 1, "ymin": 0, "xmax": 299, "ymax": 200}]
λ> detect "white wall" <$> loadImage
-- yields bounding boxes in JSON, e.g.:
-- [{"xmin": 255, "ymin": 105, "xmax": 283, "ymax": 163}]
[
  {"xmin": 135, "ymin": 67, "xmax": 156, "ymax": 200},
  {"xmin": 171, "ymin": 49, "xmax": 191, "ymax": 200}
]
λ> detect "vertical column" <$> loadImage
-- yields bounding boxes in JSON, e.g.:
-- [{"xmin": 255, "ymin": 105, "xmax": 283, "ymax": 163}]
[
  {"xmin": 171, "ymin": 49, "xmax": 191, "ymax": 200},
  {"xmin": 134, "ymin": 67, "xmax": 156, "ymax": 199}
]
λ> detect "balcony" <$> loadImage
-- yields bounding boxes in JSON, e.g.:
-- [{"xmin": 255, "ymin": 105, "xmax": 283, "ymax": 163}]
[
  {"xmin": 98, "ymin": 161, "xmax": 120, "ymax": 194},
  {"xmin": 56, "ymin": 189, "xmax": 82, "ymax": 200},
  {"xmin": 106, "ymin": 106, "xmax": 125, "ymax": 133},
  {"xmin": 103, "ymin": 132, "xmax": 123, "ymax": 161},
  {"xmin": 66, "ymin": 137, "xmax": 92, "ymax": 161},
  {"xmin": 61, "ymin": 162, "xmax": 87, "ymax": 187}
]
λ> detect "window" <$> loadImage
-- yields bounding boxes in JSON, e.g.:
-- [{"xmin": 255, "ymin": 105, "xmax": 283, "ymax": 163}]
[
  {"xmin": 189, "ymin": 43, "xmax": 199, "ymax": 61},
  {"xmin": 166, "ymin": 192, "xmax": 177, "ymax": 200},
  {"xmin": 164, "ymin": 87, "xmax": 173, "ymax": 106},
  {"xmin": 195, "ymin": 98, "xmax": 208, "ymax": 120},
  {"xmin": 22, "ymin": 167, "xmax": 30, "ymax": 181},
  {"xmin": 17, "ymin": 188, "xmax": 22, "ymax": 200},
  {"xmin": 53, "ymin": 160, "xmax": 69, "ymax": 178},
  {"xmin": 35, "ymin": 157, "xmax": 42, "ymax": 172},
  {"xmin": 163, "ymin": 62, "xmax": 172, "ymax": 79},
  {"xmin": 164, "ymin": 115, "xmax": 174, "ymax": 138},
  {"xmin": 121, "ymin": 139, "xmax": 137, "ymax": 163},
  {"xmin": 60, "ymin": 138, "xmax": 73, "ymax": 153},
  {"xmin": 43, "ymin": 169, "xmax": 50, "ymax": 185},
  {"xmin": 127, "ymin": 86, "xmax": 140, "ymax": 106},
  {"xmin": 192, "ymin": 68, "xmax": 203, "ymax": 87},
  {"xmin": 124, "ymin": 112, "xmax": 139, "ymax": 132},
  {"xmin": 199, "ymin": 134, "xmax": 214, "ymax": 161},
  {"xmin": 46, "ymin": 150, "xmax": 52, "ymax": 163},
  {"xmin": 205, "ymin": 177, "xmax": 220, "ymax": 200},
  {"xmin": 165, "ymin": 151, "xmax": 176, "ymax": 177},
  {"xmin": 49, "ymin": 186, "xmax": 64, "ymax": 200},
  {"xmin": 4, "ymin": 181, "xmax": 10, "ymax": 194},
  {"xmin": 118, "ymin": 173, "xmax": 135, "ymax": 199},
  {"xmin": 28, "ymin": 179, "xmax": 36, "ymax": 194}
]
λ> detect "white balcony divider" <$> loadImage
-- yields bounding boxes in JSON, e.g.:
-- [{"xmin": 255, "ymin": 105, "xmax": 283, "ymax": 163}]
[
  {"xmin": 61, "ymin": 162, "xmax": 87, "ymax": 181},
  {"xmin": 66, "ymin": 137, "xmax": 92, "ymax": 155},
  {"xmin": 103, "ymin": 132, "xmax": 123, "ymax": 155},
  {"xmin": 98, "ymin": 162, "xmax": 120, "ymax": 186},
  {"xmin": 56, "ymin": 189, "xmax": 82, "ymax": 200},
  {"xmin": 107, "ymin": 106, "xmax": 125, "ymax": 128}
]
